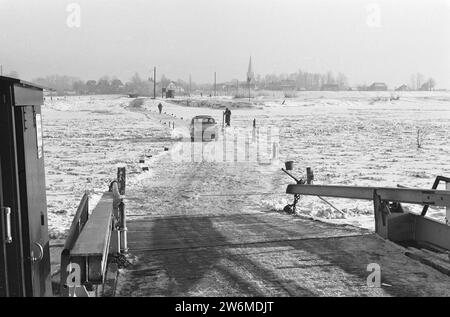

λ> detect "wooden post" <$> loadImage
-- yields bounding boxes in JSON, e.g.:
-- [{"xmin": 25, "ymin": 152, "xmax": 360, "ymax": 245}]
[
  {"xmin": 110, "ymin": 182, "xmax": 121, "ymax": 255},
  {"xmin": 116, "ymin": 167, "xmax": 128, "ymax": 252},
  {"xmin": 117, "ymin": 167, "xmax": 126, "ymax": 196},
  {"xmin": 119, "ymin": 202, "xmax": 128, "ymax": 253},
  {"xmin": 306, "ymin": 168, "xmax": 314, "ymax": 184},
  {"xmin": 373, "ymin": 190, "xmax": 389, "ymax": 239}
]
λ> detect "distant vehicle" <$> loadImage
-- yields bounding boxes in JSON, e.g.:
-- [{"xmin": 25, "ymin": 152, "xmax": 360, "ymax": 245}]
[{"xmin": 190, "ymin": 115, "xmax": 217, "ymax": 142}]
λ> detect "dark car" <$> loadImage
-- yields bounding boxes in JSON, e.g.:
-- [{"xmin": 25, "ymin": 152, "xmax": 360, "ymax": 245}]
[{"xmin": 190, "ymin": 115, "xmax": 217, "ymax": 142}]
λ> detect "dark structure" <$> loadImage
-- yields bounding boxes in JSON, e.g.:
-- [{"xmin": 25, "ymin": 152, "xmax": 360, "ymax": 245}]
[
  {"xmin": 0, "ymin": 76, "xmax": 52, "ymax": 297},
  {"xmin": 165, "ymin": 82, "xmax": 176, "ymax": 98},
  {"xmin": 395, "ymin": 84, "xmax": 409, "ymax": 91},
  {"xmin": 320, "ymin": 83, "xmax": 340, "ymax": 91},
  {"xmin": 165, "ymin": 89, "xmax": 175, "ymax": 98},
  {"xmin": 367, "ymin": 82, "xmax": 388, "ymax": 91},
  {"xmin": 264, "ymin": 79, "xmax": 296, "ymax": 91}
]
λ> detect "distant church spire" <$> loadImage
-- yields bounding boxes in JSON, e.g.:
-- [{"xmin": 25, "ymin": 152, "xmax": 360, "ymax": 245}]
[{"xmin": 247, "ymin": 56, "xmax": 254, "ymax": 83}]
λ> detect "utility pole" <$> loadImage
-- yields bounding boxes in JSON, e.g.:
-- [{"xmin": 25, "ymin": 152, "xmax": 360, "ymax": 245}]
[
  {"xmin": 214, "ymin": 72, "xmax": 217, "ymax": 97},
  {"xmin": 247, "ymin": 56, "xmax": 253, "ymax": 102},
  {"xmin": 153, "ymin": 66, "xmax": 156, "ymax": 99},
  {"xmin": 189, "ymin": 74, "xmax": 192, "ymax": 97}
]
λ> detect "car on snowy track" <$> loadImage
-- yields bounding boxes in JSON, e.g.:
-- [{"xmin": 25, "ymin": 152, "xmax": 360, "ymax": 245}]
[{"xmin": 190, "ymin": 115, "xmax": 217, "ymax": 142}]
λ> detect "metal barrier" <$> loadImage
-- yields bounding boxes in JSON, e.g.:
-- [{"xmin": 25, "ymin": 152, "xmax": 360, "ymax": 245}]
[
  {"xmin": 285, "ymin": 168, "xmax": 450, "ymax": 252},
  {"xmin": 60, "ymin": 168, "xmax": 127, "ymax": 297}
]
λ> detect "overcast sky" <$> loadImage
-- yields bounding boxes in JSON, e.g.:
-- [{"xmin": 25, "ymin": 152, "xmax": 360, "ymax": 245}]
[{"xmin": 0, "ymin": 0, "xmax": 449, "ymax": 87}]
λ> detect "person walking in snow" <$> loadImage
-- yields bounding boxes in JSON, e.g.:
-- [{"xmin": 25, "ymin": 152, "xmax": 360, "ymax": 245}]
[
  {"xmin": 224, "ymin": 108, "xmax": 231, "ymax": 126},
  {"xmin": 158, "ymin": 102, "xmax": 163, "ymax": 114}
]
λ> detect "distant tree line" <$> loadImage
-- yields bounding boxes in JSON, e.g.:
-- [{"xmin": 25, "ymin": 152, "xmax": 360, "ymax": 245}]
[
  {"xmin": 23, "ymin": 70, "xmax": 439, "ymax": 95},
  {"xmin": 409, "ymin": 73, "xmax": 436, "ymax": 91},
  {"xmin": 31, "ymin": 70, "xmax": 351, "ymax": 95},
  {"xmin": 256, "ymin": 69, "xmax": 349, "ymax": 91},
  {"xmin": 32, "ymin": 73, "xmax": 196, "ymax": 96}
]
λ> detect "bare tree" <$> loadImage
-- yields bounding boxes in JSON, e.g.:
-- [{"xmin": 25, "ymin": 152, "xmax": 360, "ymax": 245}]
[
  {"xmin": 409, "ymin": 74, "xmax": 417, "ymax": 90},
  {"xmin": 326, "ymin": 71, "xmax": 335, "ymax": 84},
  {"xmin": 416, "ymin": 127, "xmax": 427, "ymax": 149},
  {"xmin": 337, "ymin": 73, "xmax": 348, "ymax": 89},
  {"xmin": 416, "ymin": 72, "xmax": 424, "ymax": 90},
  {"xmin": 427, "ymin": 78, "xmax": 436, "ymax": 91}
]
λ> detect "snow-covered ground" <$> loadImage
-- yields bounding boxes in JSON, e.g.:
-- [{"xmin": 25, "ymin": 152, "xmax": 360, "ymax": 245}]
[
  {"xmin": 42, "ymin": 92, "xmax": 450, "ymax": 238},
  {"xmin": 42, "ymin": 95, "xmax": 173, "ymax": 238}
]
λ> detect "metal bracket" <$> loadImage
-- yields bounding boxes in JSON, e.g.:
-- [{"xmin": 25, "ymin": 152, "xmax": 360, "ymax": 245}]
[
  {"xmin": 2, "ymin": 207, "xmax": 13, "ymax": 243},
  {"xmin": 281, "ymin": 168, "xmax": 305, "ymax": 214},
  {"xmin": 31, "ymin": 242, "xmax": 44, "ymax": 263},
  {"xmin": 421, "ymin": 176, "xmax": 450, "ymax": 217},
  {"xmin": 284, "ymin": 194, "xmax": 301, "ymax": 214}
]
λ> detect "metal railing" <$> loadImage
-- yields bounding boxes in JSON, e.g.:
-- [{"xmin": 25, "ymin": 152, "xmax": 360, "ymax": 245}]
[
  {"xmin": 285, "ymin": 166, "xmax": 450, "ymax": 252},
  {"xmin": 59, "ymin": 167, "xmax": 127, "ymax": 297}
]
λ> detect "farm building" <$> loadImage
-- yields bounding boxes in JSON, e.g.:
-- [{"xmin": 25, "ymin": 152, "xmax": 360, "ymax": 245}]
[{"xmin": 367, "ymin": 82, "xmax": 388, "ymax": 91}]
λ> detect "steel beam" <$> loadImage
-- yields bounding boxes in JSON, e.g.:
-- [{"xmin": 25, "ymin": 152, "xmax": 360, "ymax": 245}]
[{"xmin": 286, "ymin": 184, "xmax": 450, "ymax": 207}]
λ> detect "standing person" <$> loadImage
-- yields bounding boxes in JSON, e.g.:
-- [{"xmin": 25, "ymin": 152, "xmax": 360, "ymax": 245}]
[
  {"xmin": 224, "ymin": 108, "xmax": 231, "ymax": 126},
  {"xmin": 158, "ymin": 102, "xmax": 163, "ymax": 114}
]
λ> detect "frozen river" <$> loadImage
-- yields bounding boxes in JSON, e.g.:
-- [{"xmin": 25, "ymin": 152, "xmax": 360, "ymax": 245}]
[{"xmin": 42, "ymin": 92, "xmax": 450, "ymax": 238}]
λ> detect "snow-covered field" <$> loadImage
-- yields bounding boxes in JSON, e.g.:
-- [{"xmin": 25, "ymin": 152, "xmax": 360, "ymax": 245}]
[
  {"xmin": 42, "ymin": 92, "xmax": 450, "ymax": 238},
  {"xmin": 42, "ymin": 95, "xmax": 173, "ymax": 238}
]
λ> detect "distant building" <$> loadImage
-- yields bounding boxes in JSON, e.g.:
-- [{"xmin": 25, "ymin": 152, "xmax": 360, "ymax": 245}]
[
  {"xmin": 164, "ymin": 82, "xmax": 186, "ymax": 98},
  {"xmin": 320, "ymin": 83, "xmax": 340, "ymax": 91},
  {"xmin": 280, "ymin": 80, "xmax": 296, "ymax": 91},
  {"xmin": 265, "ymin": 79, "xmax": 296, "ymax": 91},
  {"xmin": 367, "ymin": 82, "xmax": 388, "ymax": 91},
  {"xmin": 165, "ymin": 82, "xmax": 176, "ymax": 98},
  {"xmin": 395, "ymin": 84, "xmax": 409, "ymax": 91}
]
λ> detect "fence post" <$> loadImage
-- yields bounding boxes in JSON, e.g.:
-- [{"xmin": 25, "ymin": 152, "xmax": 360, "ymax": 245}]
[
  {"xmin": 110, "ymin": 182, "xmax": 121, "ymax": 254},
  {"xmin": 306, "ymin": 167, "xmax": 314, "ymax": 184},
  {"xmin": 117, "ymin": 167, "xmax": 126, "ymax": 195},
  {"xmin": 117, "ymin": 167, "xmax": 128, "ymax": 253},
  {"xmin": 119, "ymin": 202, "xmax": 128, "ymax": 253}
]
